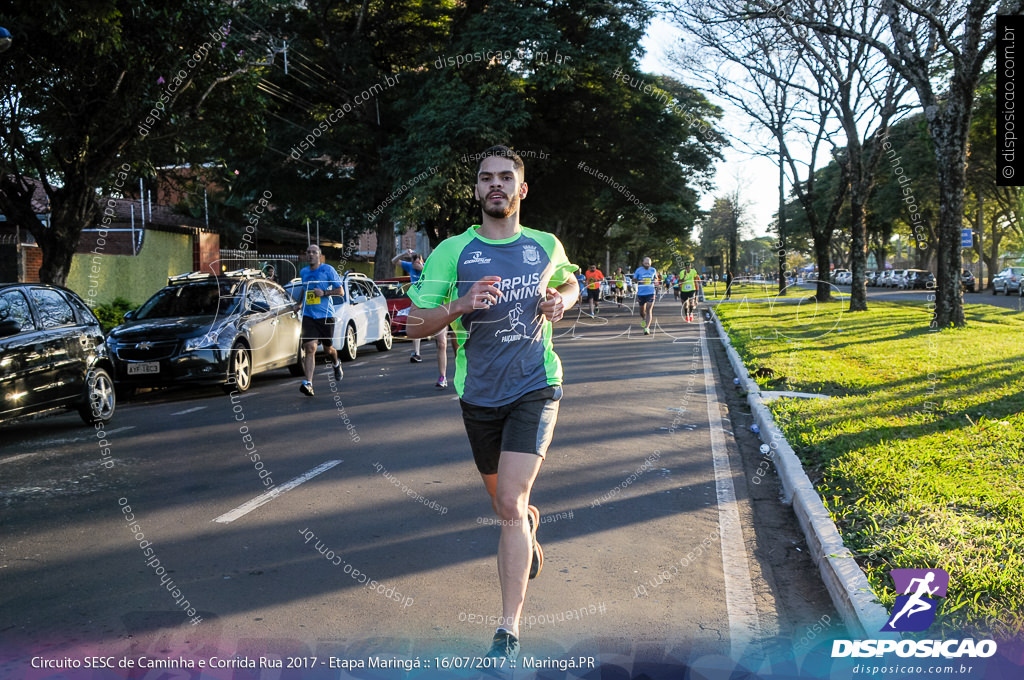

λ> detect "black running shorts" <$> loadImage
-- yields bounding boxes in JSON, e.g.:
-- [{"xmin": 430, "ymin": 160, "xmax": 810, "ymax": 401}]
[
  {"xmin": 301, "ymin": 315, "xmax": 335, "ymax": 347},
  {"xmin": 460, "ymin": 385, "xmax": 563, "ymax": 475}
]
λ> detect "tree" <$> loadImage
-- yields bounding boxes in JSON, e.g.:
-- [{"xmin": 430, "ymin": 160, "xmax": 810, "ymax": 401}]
[
  {"xmin": 776, "ymin": 0, "xmax": 1023, "ymax": 327},
  {"xmin": 763, "ymin": 0, "xmax": 910, "ymax": 312},
  {"xmin": 223, "ymin": 0, "xmax": 724, "ymax": 278},
  {"xmin": 966, "ymin": 70, "xmax": 1024, "ymax": 288},
  {"xmin": 0, "ymin": 0, "xmax": 265, "ymax": 285},
  {"xmin": 674, "ymin": 4, "xmax": 854, "ymax": 302},
  {"xmin": 701, "ymin": 192, "xmax": 749, "ymax": 292}
]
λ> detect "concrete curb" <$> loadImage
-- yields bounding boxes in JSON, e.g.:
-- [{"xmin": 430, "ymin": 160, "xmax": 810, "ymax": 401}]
[{"xmin": 708, "ymin": 309, "xmax": 891, "ymax": 639}]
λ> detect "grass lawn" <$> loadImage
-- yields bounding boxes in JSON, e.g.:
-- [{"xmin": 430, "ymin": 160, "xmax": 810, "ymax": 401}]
[
  {"xmin": 699, "ymin": 280, "xmax": 848, "ymax": 301},
  {"xmin": 715, "ymin": 298, "xmax": 1024, "ymax": 639}
]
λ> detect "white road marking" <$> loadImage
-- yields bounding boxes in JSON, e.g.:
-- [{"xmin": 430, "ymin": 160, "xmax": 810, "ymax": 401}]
[
  {"xmin": 171, "ymin": 407, "xmax": 207, "ymax": 415},
  {"xmin": 698, "ymin": 320, "xmax": 764, "ymax": 659},
  {"xmin": 0, "ymin": 453, "xmax": 37, "ymax": 465},
  {"xmin": 212, "ymin": 459, "xmax": 343, "ymax": 524},
  {"xmin": 30, "ymin": 425, "xmax": 135, "ymax": 447}
]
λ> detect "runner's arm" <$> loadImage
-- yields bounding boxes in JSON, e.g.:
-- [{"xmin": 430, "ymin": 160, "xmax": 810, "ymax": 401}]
[
  {"xmin": 539, "ymin": 277, "xmax": 580, "ymax": 323},
  {"xmin": 406, "ymin": 276, "xmax": 502, "ymax": 339}
]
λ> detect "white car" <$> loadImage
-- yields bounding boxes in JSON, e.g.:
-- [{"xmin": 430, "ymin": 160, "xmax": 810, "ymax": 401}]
[
  {"xmin": 832, "ymin": 269, "xmax": 851, "ymax": 285},
  {"xmin": 285, "ymin": 272, "xmax": 393, "ymax": 361},
  {"xmin": 993, "ymin": 266, "xmax": 1024, "ymax": 295}
]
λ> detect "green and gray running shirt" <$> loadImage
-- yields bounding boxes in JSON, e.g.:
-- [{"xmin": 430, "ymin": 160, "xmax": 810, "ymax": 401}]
[{"xmin": 409, "ymin": 225, "xmax": 577, "ymax": 407}]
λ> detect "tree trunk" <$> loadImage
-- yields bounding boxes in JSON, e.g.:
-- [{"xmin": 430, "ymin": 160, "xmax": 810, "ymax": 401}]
[
  {"xmin": 929, "ymin": 104, "xmax": 969, "ymax": 328},
  {"xmin": 373, "ymin": 219, "xmax": 396, "ymax": 280},
  {"xmin": 848, "ymin": 174, "xmax": 868, "ymax": 312},
  {"xmin": 778, "ymin": 151, "xmax": 787, "ymax": 296},
  {"xmin": 873, "ymin": 246, "xmax": 887, "ymax": 272},
  {"xmin": 30, "ymin": 181, "xmax": 98, "ymax": 287},
  {"xmin": 987, "ymin": 217, "xmax": 1002, "ymax": 291},
  {"xmin": 814, "ymin": 237, "xmax": 832, "ymax": 301}
]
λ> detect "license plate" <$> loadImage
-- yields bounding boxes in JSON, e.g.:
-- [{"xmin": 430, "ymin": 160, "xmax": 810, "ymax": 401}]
[{"xmin": 127, "ymin": 362, "xmax": 160, "ymax": 375}]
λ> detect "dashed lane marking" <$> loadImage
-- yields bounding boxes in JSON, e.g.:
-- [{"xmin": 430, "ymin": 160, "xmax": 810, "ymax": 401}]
[{"xmin": 212, "ymin": 459, "xmax": 343, "ymax": 524}]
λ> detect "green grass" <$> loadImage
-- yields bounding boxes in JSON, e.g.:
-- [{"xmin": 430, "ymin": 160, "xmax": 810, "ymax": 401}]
[
  {"xmin": 716, "ymin": 299, "xmax": 1024, "ymax": 638},
  {"xmin": 699, "ymin": 281, "xmax": 847, "ymax": 301}
]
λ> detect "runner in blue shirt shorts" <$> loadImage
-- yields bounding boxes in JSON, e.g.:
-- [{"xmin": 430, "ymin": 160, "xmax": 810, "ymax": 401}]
[
  {"xmin": 633, "ymin": 256, "xmax": 658, "ymax": 335},
  {"xmin": 296, "ymin": 244, "xmax": 344, "ymax": 396}
]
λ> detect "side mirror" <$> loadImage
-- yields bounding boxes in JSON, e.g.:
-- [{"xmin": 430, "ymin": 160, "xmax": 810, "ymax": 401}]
[{"xmin": 123, "ymin": 310, "xmax": 135, "ymax": 321}]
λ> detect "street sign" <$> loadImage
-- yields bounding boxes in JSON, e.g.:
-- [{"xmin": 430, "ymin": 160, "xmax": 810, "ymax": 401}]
[{"xmin": 961, "ymin": 229, "xmax": 973, "ymax": 248}]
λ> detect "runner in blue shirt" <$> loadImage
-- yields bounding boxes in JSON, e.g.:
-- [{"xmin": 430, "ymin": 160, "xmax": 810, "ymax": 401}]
[
  {"xmin": 297, "ymin": 244, "xmax": 344, "ymax": 396},
  {"xmin": 633, "ymin": 256, "xmax": 658, "ymax": 335}
]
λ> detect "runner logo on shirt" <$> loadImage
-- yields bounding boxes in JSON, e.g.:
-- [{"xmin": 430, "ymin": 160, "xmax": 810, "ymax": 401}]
[
  {"xmin": 495, "ymin": 302, "xmax": 530, "ymax": 343},
  {"xmin": 463, "ymin": 251, "xmax": 492, "ymax": 264},
  {"xmin": 522, "ymin": 244, "xmax": 541, "ymax": 265}
]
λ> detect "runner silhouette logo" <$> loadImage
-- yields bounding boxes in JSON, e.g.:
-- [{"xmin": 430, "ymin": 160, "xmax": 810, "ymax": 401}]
[{"xmin": 881, "ymin": 568, "xmax": 949, "ymax": 632}]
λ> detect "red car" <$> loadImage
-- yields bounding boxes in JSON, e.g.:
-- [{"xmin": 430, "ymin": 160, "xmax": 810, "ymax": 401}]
[{"xmin": 375, "ymin": 277, "xmax": 412, "ymax": 336}]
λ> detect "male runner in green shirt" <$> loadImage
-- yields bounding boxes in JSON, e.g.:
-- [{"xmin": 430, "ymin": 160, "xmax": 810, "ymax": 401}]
[
  {"xmin": 407, "ymin": 146, "xmax": 579, "ymax": 663},
  {"xmin": 678, "ymin": 261, "xmax": 702, "ymax": 322}
]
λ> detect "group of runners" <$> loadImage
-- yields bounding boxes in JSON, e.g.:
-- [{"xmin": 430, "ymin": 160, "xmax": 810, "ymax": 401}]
[
  {"xmin": 574, "ymin": 258, "xmax": 705, "ymax": 331},
  {"xmin": 291, "ymin": 146, "xmax": 705, "ymax": 667}
]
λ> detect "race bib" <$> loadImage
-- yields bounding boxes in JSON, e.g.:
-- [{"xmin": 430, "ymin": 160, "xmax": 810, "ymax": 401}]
[{"xmin": 305, "ymin": 290, "xmax": 321, "ymax": 305}]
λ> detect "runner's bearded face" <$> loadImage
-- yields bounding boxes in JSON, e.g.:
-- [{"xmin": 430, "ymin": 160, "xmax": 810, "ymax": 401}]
[{"xmin": 475, "ymin": 157, "xmax": 525, "ymax": 219}]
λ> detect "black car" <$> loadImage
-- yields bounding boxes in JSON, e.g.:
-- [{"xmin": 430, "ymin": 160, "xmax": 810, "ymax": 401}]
[
  {"xmin": 106, "ymin": 270, "xmax": 303, "ymax": 393},
  {"xmin": 0, "ymin": 283, "xmax": 115, "ymax": 425},
  {"xmin": 961, "ymin": 268, "xmax": 977, "ymax": 293},
  {"xmin": 906, "ymin": 269, "xmax": 935, "ymax": 290}
]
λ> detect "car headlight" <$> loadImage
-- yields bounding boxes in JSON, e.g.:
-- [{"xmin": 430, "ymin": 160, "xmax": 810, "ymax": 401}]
[{"xmin": 184, "ymin": 328, "xmax": 223, "ymax": 351}]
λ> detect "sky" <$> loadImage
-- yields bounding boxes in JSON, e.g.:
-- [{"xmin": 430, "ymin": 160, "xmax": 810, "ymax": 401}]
[{"xmin": 641, "ymin": 16, "xmax": 781, "ymax": 240}]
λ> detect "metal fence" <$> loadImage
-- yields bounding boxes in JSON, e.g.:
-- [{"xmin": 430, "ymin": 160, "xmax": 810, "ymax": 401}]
[{"xmin": 217, "ymin": 250, "xmax": 302, "ymax": 283}]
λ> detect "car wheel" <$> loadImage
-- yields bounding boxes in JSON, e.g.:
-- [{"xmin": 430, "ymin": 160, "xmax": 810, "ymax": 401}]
[
  {"xmin": 376, "ymin": 317, "xmax": 393, "ymax": 352},
  {"xmin": 340, "ymin": 324, "xmax": 358, "ymax": 362},
  {"xmin": 224, "ymin": 342, "xmax": 252, "ymax": 393},
  {"xmin": 288, "ymin": 347, "xmax": 305, "ymax": 376},
  {"xmin": 78, "ymin": 367, "xmax": 116, "ymax": 424}
]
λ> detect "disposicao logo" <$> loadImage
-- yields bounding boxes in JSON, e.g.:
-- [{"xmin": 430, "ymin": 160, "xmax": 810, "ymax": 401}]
[
  {"xmin": 831, "ymin": 567, "xmax": 998, "ymax": 659},
  {"xmin": 882, "ymin": 568, "xmax": 949, "ymax": 632}
]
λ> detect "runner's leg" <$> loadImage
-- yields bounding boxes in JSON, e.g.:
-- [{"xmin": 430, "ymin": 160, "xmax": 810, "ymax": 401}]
[
  {"xmin": 435, "ymin": 328, "xmax": 448, "ymax": 380},
  {"xmin": 303, "ymin": 339, "xmax": 317, "ymax": 382},
  {"xmin": 493, "ymin": 451, "xmax": 543, "ymax": 636}
]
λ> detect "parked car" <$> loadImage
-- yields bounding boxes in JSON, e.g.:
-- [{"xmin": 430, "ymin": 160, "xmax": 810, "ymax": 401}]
[
  {"xmin": 284, "ymin": 271, "xmax": 392, "ymax": 361},
  {"xmin": 905, "ymin": 269, "xmax": 935, "ymax": 290},
  {"xmin": 106, "ymin": 269, "xmax": 303, "ymax": 394},
  {"xmin": 960, "ymin": 268, "xmax": 977, "ymax": 293},
  {"xmin": 375, "ymin": 276, "xmax": 412, "ymax": 337},
  {"xmin": 0, "ymin": 283, "xmax": 115, "ymax": 425},
  {"xmin": 864, "ymin": 271, "xmax": 878, "ymax": 286},
  {"xmin": 992, "ymin": 266, "xmax": 1024, "ymax": 295},
  {"xmin": 894, "ymin": 269, "xmax": 914, "ymax": 289},
  {"xmin": 832, "ymin": 269, "xmax": 851, "ymax": 285}
]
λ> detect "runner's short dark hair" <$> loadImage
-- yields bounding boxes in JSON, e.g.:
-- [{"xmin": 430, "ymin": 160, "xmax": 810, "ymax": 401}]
[{"xmin": 476, "ymin": 145, "xmax": 525, "ymax": 181}]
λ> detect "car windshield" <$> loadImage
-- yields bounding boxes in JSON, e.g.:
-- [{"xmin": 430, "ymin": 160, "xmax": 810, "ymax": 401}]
[
  {"xmin": 377, "ymin": 282, "xmax": 409, "ymax": 300},
  {"xmin": 134, "ymin": 281, "xmax": 241, "ymax": 320}
]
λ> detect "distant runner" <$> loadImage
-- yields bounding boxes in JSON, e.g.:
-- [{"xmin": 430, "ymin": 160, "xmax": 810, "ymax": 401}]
[
  {"xmin": 633, "ymin": 256, "xmax": 658, "ymax": 335},
  {"xmin": 584, "ymin": 264, "xmax": 604, "ymax": 316},
  {"xmin": 678, "ymin": 261, "xmax": 702, "ymax": 322},
  {"xmin": 297, "ymin": 244, "xmax": 343, "ymax": 396}
]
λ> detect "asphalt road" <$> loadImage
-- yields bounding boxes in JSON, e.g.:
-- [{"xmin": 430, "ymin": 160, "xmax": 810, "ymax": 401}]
[
  {"xmin": 784, "ymin": 280, "xmax": 1024, "ymax": 312},
  {"xmin": 0, "ymin": 294, "xmax": 841, "ymax": 677}
]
